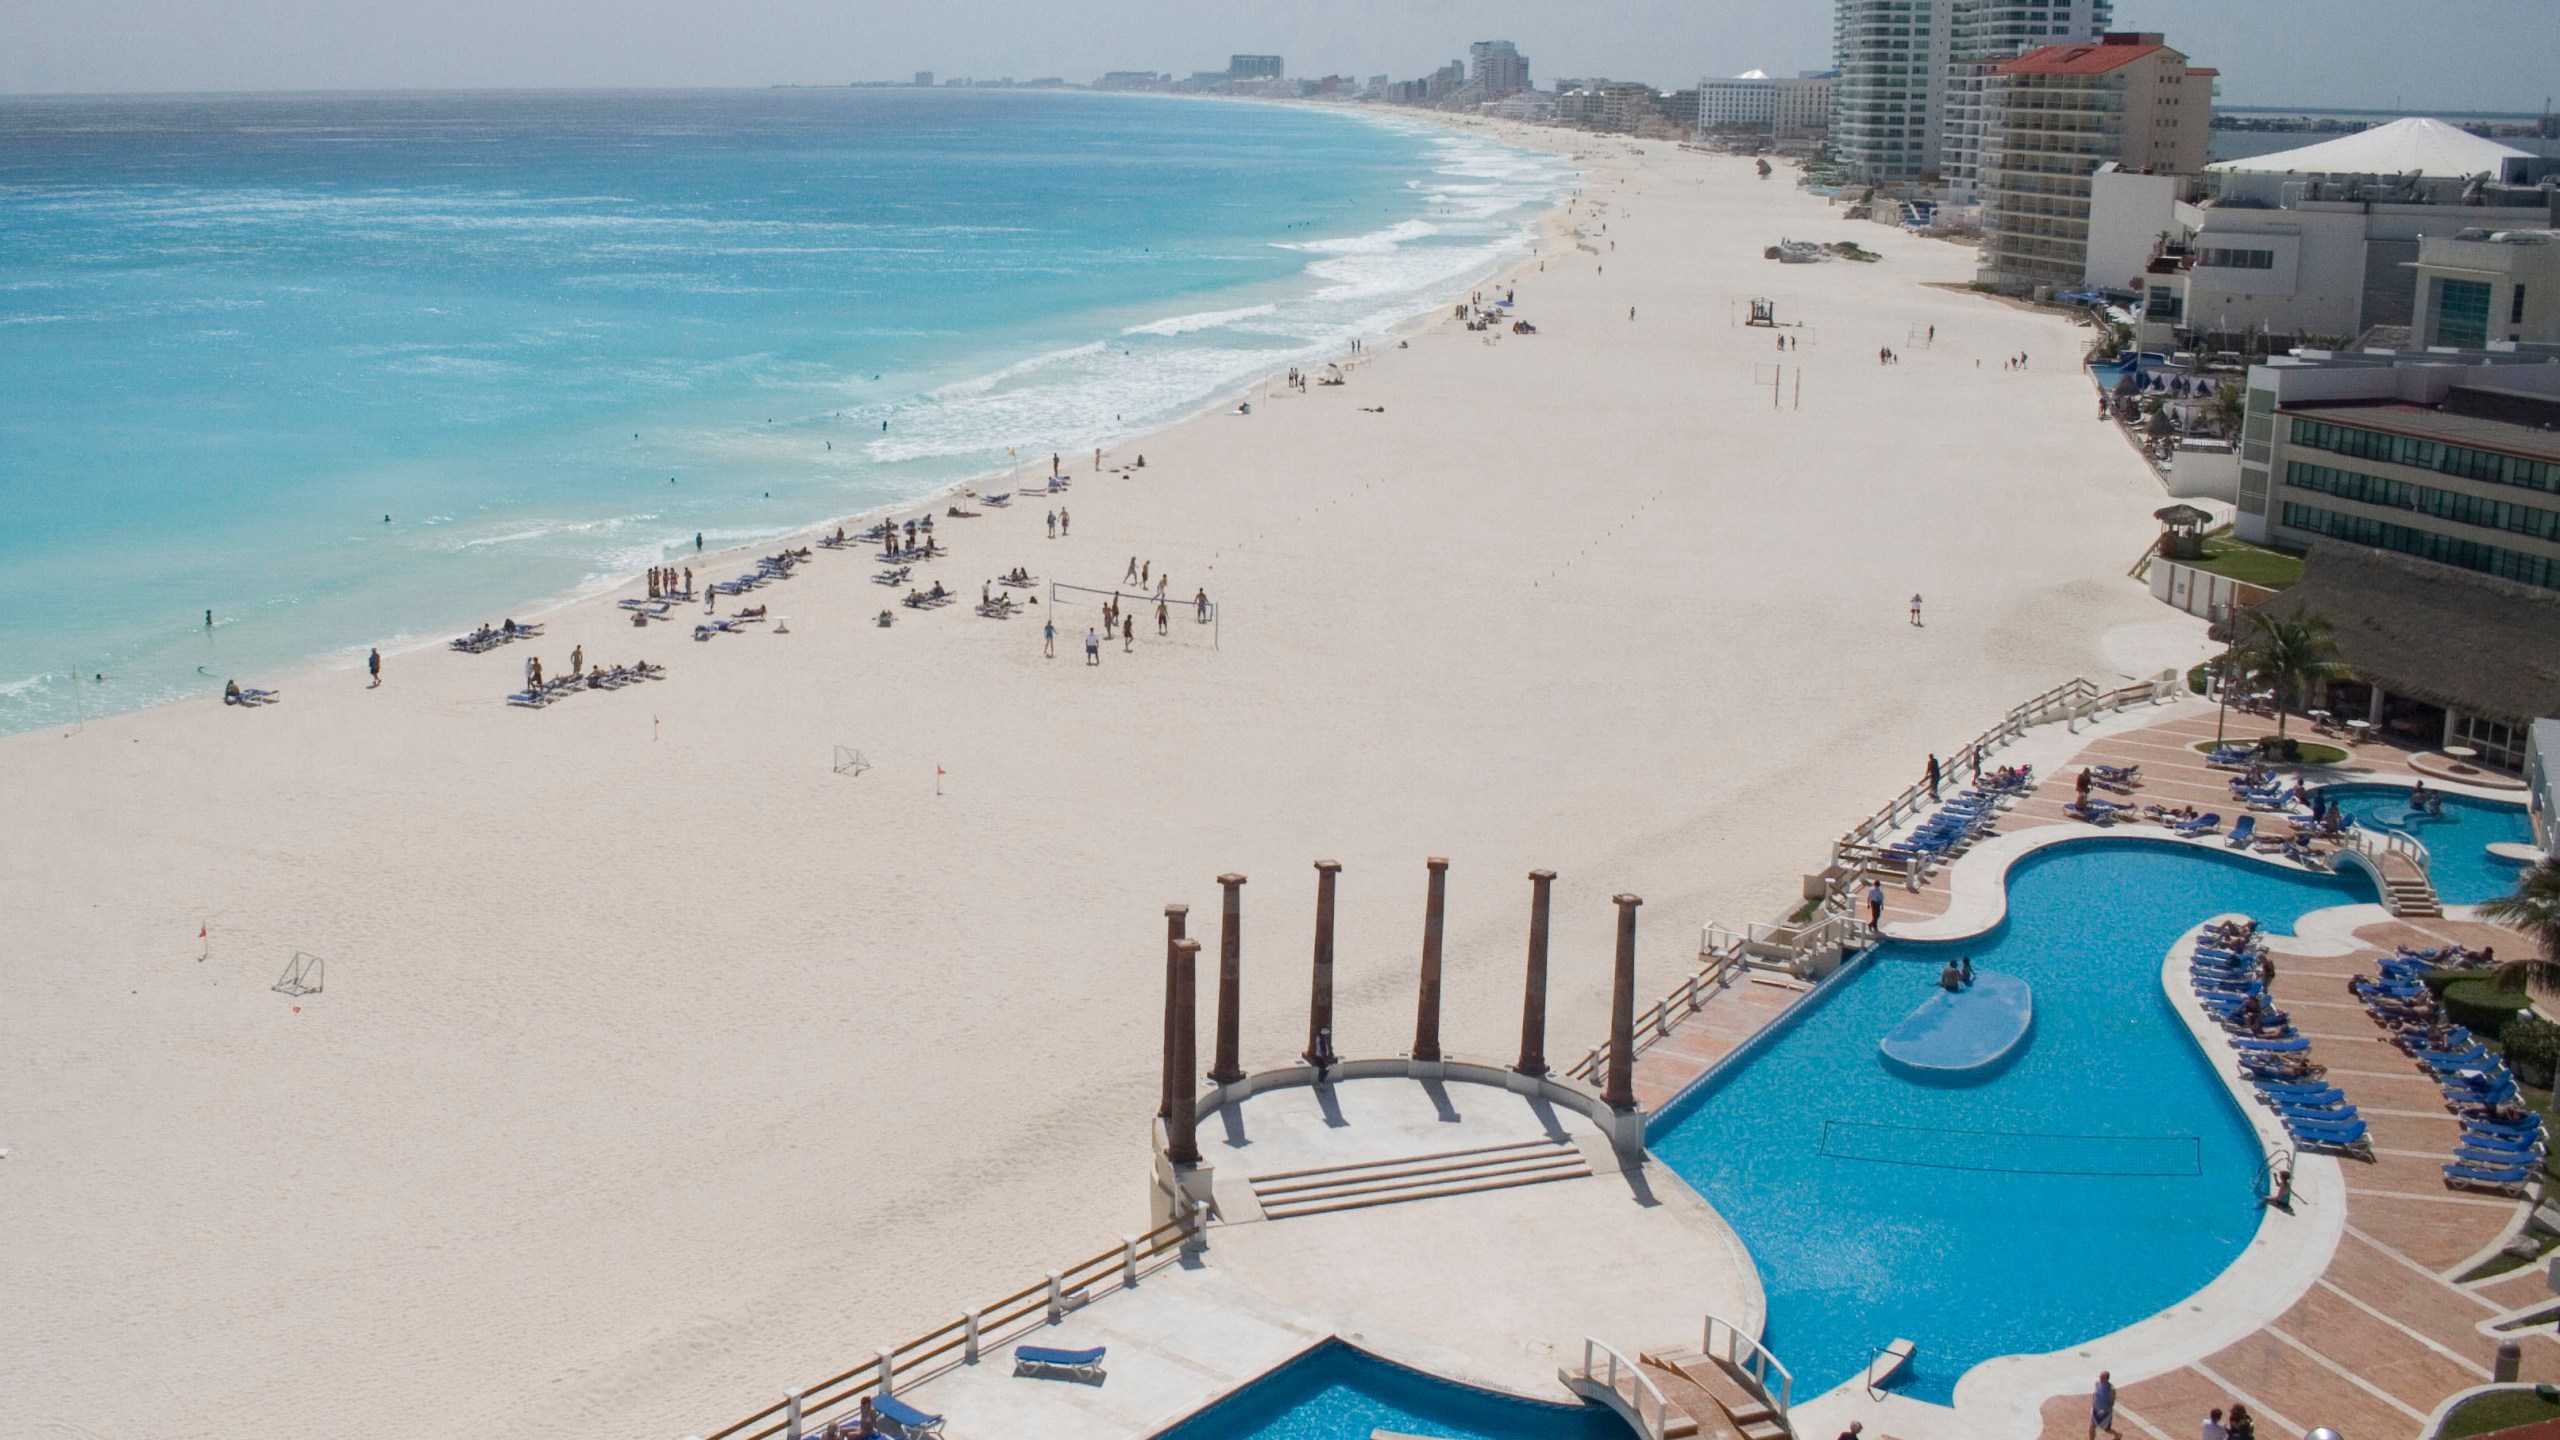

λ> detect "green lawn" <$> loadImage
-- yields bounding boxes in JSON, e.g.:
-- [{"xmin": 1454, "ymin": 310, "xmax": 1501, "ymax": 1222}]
[
  {"xmin": 2439, "ymin": 1385, "xmax": 2560, "ymax": 1437},
  {"xmin": 2182, "ymin": 528, "xmax": 2304, "ymax": 589}
]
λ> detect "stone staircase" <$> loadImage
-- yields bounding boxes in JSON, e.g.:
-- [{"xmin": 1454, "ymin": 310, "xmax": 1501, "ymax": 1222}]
[
  {"xmin": 1641, "ymin": 1347, "xmax": 1793, "ymax": 1440},
  {"xmin": 2378, "ymin": 851, "xmax": 2442, "ymax": 918},
  {"xmin": 1246, "ymin": 1138, "xmax": 1590, "ymax": 1221}
]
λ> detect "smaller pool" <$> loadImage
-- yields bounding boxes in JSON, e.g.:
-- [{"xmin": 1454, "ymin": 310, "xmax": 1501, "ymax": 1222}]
[
  {"xmin": 1148, "ymin": 1340, "xmax": 1626, "ymax": 1440},
  {"xmin": 2322, "ymin": 783, "xmax": 2535, "ymax": 906}
]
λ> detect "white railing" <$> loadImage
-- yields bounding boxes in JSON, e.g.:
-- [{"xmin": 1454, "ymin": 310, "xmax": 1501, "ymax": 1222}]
[
  {"xmin": 1704, "ymin": 1314, "xmax": 1794, "ymax": 1418},
  {"xmin": 2383, "ymin": 827, "xmax": 2432, "ymax": 877},
  {"xmin": 1572, "ymin": 1337, "xmax": 1675, "ymax": 1440},
  {"xmin": 1564, "ymin": 942, "xmax": 1752, "ymax": 1083}
]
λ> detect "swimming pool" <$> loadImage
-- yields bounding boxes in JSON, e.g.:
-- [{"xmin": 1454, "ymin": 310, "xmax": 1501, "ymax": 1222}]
[
  {"xmin": 1647, "ymin": 838, "xmax": 2373, "ymax": 1406},
  {"xmin": 2320, "ymin": 783, "xmax": 2535, "ymax": 906},
  {"xmin": 1147, "ymin": 1340, "xmax": 1627, "ymax": 1440}
]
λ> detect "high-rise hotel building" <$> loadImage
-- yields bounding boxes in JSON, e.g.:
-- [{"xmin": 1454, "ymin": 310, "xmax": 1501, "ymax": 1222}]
[{"xmin": 1831, "ymin": 0, "xmax": 2110, "ymax": 187}]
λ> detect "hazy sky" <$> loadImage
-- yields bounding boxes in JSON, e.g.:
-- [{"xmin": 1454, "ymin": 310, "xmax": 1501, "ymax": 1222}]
[{"xmin": 5, "ymin": 0, "xmax": 2556, "ymax": 112}]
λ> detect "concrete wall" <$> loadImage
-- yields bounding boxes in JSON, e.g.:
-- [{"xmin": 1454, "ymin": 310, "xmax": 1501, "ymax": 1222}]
[
  {"xmin": 2149, "ymin": 558, "xmax": 2272, "ymax": 623},
  {"xmin": 2085, "ymin": 167, "xmax": 2182, "ymax": 291},
  {"xmin": 2165, "ymin": 440, "xmax": 2241, "ymax": 500}
]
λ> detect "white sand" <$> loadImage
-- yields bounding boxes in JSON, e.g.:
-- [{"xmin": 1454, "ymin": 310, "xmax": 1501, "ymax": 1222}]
[{"xmin": 0, "ymin": 127, "xmax": 2209, "ymax": 1440}]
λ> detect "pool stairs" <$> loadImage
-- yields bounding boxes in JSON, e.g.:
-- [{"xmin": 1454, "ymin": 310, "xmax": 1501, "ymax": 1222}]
[{"xmin": 1243, "ymin": 1138, "xmax": 1591, "ymax": 1221}]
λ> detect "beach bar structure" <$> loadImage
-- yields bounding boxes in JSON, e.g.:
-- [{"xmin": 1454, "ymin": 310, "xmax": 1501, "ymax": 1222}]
[{"xmin": 1149, "ymin": 858, "xmax": 1651, "ymax": 1230}]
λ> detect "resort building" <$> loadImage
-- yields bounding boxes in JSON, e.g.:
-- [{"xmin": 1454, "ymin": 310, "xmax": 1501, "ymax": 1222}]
[
  {"xmin": 1976, "ymin": 33, "xmax": 2214, "ymax": 294},
  {"xmin": 1228, "ymin": 55, "xmax": 1284, "ymax": 81},
  {"xmin": 2411, "ymin": 228, "xmax": 2560, "ymax": 348},
  {"xmin": 2097, "ymin": 119, "xmax": 2560, "ymax": 347},
  {"xmin": 1468, "ymin": 40, "xmax": 1530, "ymax": 99},
  {"xmin": 1830, "ymin": 0, "xmax": 2110, "ymax": 187},
  {"xmin": 1773, "ymin": 72, "xmax": 1839, "ymax": 140},
  {"xmin": 2234, "ymin": 343, "xmax": 2560, "ymax": 558},
  {"xmin": 1698, "ymin": 71, "xmax": 1776, "ymax": 131},
  {"xmin": 2247, "ymin": 541, "xmax": 2560, "ymax": 768}
]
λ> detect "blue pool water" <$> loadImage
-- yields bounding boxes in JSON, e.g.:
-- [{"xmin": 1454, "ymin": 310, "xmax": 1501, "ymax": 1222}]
[
  {"xmin": 0, "ymin": 89, "xmax": 1565, "ymax": 732},
  {"xmin": 1648, "ymin": 839, "xmax": 2374, "ymax": 1406},
  {"xmin": 1149, "ymin": 1340, "xmax": 1626, "ymax": 1440},
  {"xmin": 2320, "ymin": 783, "xmax": 2536, "ymax": 906}
]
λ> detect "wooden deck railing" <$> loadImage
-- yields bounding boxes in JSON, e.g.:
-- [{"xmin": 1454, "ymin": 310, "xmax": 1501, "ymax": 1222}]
[{"xmin": 699, "ymin": 1209, "xmax": 1197, "ymax": 1440}]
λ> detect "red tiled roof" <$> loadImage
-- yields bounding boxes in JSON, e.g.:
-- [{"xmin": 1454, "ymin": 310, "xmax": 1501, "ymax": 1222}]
[{"xmin": 1994, "ymin": 42, "xmax": 2168, "ymax": 76}]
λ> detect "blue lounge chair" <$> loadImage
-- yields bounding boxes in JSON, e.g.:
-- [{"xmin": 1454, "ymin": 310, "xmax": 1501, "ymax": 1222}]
[
  {"xmin": 2257, "ymin": 1085, "xmax": 2345, "ymax": 1109},
  {"xmin": 1014, "ymin": 1344, "xmax": 1107, "ymax": 1381},
  {"xmin": 2291, "ymin": 1118, "xmax": 2372, "ymax": 1157},
  {"xmin": 2444, "ymin": 1161, "xmax": 2536, "ymax": 1196},
  {"xmin": 2231, "ymin": 1035, "xmax": 2309, "ymax": 1053},
  {"xmin": 2173, "ymin": 812, "xmax": 2223, "ymax": 836},
  {"xmin": 2278, "ymin": 1101, "xmax": 2358, "ymax": 1123},
  {"xmin": 2465, "ymin": 1117, "xmax": 2546, "ymax": 1142},
  {"xmin": 872, "ymin": 1393, "xmax": 945, "ymax": 1438},
  {"xmin": 2224, "ymin": 817, "xmax": 2256, "ymax": 849}
]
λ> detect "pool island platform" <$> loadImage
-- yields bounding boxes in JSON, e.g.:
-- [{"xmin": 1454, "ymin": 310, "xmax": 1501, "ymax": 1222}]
[{"xmin": 1878, "ymin": 969, "xmax": 2033, "ymax": 1079}]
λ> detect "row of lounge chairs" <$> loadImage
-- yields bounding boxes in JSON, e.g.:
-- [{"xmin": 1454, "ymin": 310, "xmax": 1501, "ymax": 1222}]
[
  {"xmin": 505, "ymin": 661, "xmax": 663, "ymax": 707},
  {"xmin": 1879, "ymin": 769, "xmax": 2034, "ymax": 870},
  {"xmin": 2194, "ymin": 924, "xmax": 2377, "ymax": 1158},
  {"xmin": 2351, "ymin": 953, "xmax": 2545, "ymax": 1196},
  {"xmin": 450, "ymin": 621, "xmax": 543, "ymax": 654}
]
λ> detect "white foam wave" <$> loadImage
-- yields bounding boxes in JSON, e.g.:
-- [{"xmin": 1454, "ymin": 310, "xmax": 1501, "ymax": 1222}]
[{"xmin": 1121, "ymin": 303, "xmax": 1277, "ymax": 337}]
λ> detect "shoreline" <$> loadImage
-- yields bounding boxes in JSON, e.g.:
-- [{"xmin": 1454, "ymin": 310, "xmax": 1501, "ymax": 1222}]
[{"xmin": 18, "ymin": 104, "xmax": 1578, "ymax": 734}]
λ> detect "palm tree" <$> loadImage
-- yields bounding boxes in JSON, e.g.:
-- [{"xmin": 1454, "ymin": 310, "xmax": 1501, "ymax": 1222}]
[
  {"xmin": 2487, "ymin": 859, "xmax": 2560, "ymax": 996},
  {"xmin": 2208, "ymin": 381, "xmax": 2247, "ymax": 439},
  {"xmin": 2234, "ymin": 605, "xmax": 2352, "ymax": 741}
]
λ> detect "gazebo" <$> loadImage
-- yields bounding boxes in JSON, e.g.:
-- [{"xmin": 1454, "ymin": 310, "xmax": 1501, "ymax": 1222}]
[{"xmin": 2154, "ymin": 503, "xmax": 2212, "ymax": 561}]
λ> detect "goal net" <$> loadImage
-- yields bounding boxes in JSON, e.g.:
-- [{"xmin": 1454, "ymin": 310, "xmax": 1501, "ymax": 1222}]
[
  {"xmin": 273, "ymin": 951, "xmax": 325, "ymax": 997},
  {"xmin": 832, "ymin": 746, "xmax": 871, "ymax": 778}
]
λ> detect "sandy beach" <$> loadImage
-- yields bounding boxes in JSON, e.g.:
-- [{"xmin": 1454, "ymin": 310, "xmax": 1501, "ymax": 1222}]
[{"xmin": 0, "ymin": 123, "xmax": 2212, "ymax": 1440}]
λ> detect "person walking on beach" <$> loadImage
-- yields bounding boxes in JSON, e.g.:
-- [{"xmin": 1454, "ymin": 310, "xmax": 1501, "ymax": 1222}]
[
  {"xmin": 1085, "ymin": 627, "xmax": 1101, "ymax": 665},
  {"xmin": 1122, "ymin": 615, "xmax": 1135, "ymax": 653},
  {"xmin": 1126, "ymin": 557, "xmax": 1140, "ymax": 583},
  {"xmin": 1156, "ymin": 599, "xmax": 1169, "ymax": 636},
  {"xmin": 2089, "ymin": 1372, "xmax": 2118, "ymax": 1440},
  {"xmin": 367, "ymin": 648, "xmax": 381, "ymax": 688},
  {"xmin": 1046, "ymin": 510, "xmax": 1057, "ymax": 539},
  {"xmin": 1909, "ymin": 593, "xmax": 1924, "ymax": 626},
  {"xmin": 1043, "ymin": 618, "xmax": 1056, "ymax": 658}
]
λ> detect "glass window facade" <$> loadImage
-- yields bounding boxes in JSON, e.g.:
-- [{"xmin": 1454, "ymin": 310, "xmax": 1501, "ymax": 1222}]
[
  {"xmin": 2278, "ymin": 502, "xmax": 2560, "ymax": 592},
  {"xmin": 2432, "ymin": 277, "xmax": 2492, "ymax": 348},
  {"xmin": 2283, "ymin": 461, "xmax": 2560, "ymax": 541},
  {"xmin": 2287, "ymin": 417, "xmax": 2556, "ymax": 495}
]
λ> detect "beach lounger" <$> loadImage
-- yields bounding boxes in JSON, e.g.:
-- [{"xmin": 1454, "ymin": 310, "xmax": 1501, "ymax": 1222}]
[
  {"xmin": 2223, "ymin": 817, "xmax": 2256, "ymax": 849},
  {"xmin": 2291, "ymin": 1119, "xmax": 2372, "ymax": 1158},
  {"xmin": 2255, "ymin": 1084, "xmax": 2345, "ymax": 1109},
  {"xmin": 2444, "ymin": 1161, "xmax": 2537, "ymax": 1196},
  {"xmin": 2172, "ymin": 812, "xmax": 2223, "ymax": 836},
  {"xmin": 871, "ymin": 1394, "xmax": 944, "ymax": 1438},
  {"xmin": 1014, "ymin": 1344, "xmax": 1107, "ymax": 1381},
  {"xmin": 2465, "ymin": 1116, "xmax": 2546, "ymax": 1143},
  {"xmin": 2231, "ymin": 1035, "xmax": 2309, "ymax": 1053},
  {"xmin": 2461, "ymin": 1129, "xmax": 2546, "ymax": 1157},
  {"xmin": 980, "ymin": 493, "xmax": 1012, "ymax": 507}
]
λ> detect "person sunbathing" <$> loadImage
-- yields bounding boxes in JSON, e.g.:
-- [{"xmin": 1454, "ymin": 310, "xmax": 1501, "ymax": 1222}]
[
  {"xmin": 224, "ymin": 679, "xmax": 242, "ymax": 704},
  {"xmin": 928, "ymin": 582, "xmax": 947, "ymax": 600}
]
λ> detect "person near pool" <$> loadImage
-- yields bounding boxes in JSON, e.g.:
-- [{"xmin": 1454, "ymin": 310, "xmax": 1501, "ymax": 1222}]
[
  {"xmin": 2089, "ymin": 1371, "xmax": 2118, "ymax": 1440},
  {"xmin": 1867, "ymin": 877, "xmax": 1885, "ymax": 929}
]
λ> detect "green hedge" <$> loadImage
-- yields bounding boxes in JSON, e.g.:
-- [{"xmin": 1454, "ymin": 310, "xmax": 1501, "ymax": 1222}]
[{"xmin": 2438, "ymin": 976, "xmax": 2536, "ymax": 1038}]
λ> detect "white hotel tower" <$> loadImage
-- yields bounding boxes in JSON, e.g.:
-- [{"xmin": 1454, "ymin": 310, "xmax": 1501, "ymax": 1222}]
[{"xmin": 1831, "ymin": 0, "xmax": 2110, "ymax": 189}]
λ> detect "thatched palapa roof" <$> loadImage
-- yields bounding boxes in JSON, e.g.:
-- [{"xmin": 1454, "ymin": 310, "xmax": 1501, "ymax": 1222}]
[{"xmin": 2247, "ymin": 542, "xmax": 2560, "ymax": 722}]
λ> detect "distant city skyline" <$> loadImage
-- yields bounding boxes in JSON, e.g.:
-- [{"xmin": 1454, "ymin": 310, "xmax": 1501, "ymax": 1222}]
[{"xmin": 4, "ymin": 0, "xmax": 2556, "ymax": 113}]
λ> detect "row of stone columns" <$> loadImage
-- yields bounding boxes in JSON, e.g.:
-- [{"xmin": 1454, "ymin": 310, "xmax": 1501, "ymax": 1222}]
[{"xmin": 1158, "ymin": 859, "xmax": 1643, "ymax": 1165}]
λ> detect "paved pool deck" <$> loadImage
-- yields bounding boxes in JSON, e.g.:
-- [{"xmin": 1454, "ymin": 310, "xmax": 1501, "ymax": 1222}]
[{"xmin": 863, "ymin": 1073, "xmax": 1762, "ymax": 1438}]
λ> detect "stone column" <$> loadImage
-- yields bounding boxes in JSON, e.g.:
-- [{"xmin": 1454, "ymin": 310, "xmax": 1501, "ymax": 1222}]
[
  {"xmin": 1210, "ymin": 874, "xmax": 1246, "ymax": 1085},
  {"xmin": 1159, "ymin": 904, "xmax": 1188, "ymax": 1120},
  {"xmin": 1516, "ymin": 869, "xmax": 1557, "ymax": 1078},
  {"xmin": 1414, "ymin": 858, "xmax": 1449, "ymax": 1062},
  {"xmin": 1168, "ymin": 938, "xmax": 1203, "ymax": 1165},
  {"xmin": 1604, "ymin": 893, "xmax": 1642, "ymax": 1111},
  {"xmin": 1305, "ymin": 860, "xmax": 1342, "ymax": 1075}
]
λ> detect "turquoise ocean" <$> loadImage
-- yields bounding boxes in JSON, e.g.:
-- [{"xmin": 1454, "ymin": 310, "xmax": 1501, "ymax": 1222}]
[{"xmin": 0, "ymin": 89, "xmax": 1567, "ymax": 732}]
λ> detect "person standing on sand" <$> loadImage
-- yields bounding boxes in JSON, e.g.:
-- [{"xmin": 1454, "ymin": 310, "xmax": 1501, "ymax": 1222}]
[
  {"xmin": 1046, "ymin": 510, "xmax": 1057, "ymax": 539},
  {"xmin": 570, "ymin": 644, "xmax": 583, "ymax": 678},
  {"xmin": 1085, "ymin": 627, "xmax": 1100, "ymax": 665},
  {"xmin": 1122, "ymin": 615, "xmax": 1134, "ymax": 653},
  {"xmin": 368, "ymin": 648, "xmax": 381, "ymax": 688},
  {"xmin": 1195, "ymin": 587, "xmax": 1209, "ymax": 622},
  {"xmin": 1141, "ymin": 561, "xmax": 1150, "ymax": 588},
  {"xmin": 1059, "ymin": 506, "xmax": 1069, "ymax": 535},
  {"xmin": 1156, "ymin": 600, "xmax": 1169, "ymax": 636},
  {"xmin": 1044, "ymin": 618, "xmax": 1056, "ymax": 658},
  {"xmin": 1909, "ymin": 593, "xmax": 1923, "ymax": 626}
]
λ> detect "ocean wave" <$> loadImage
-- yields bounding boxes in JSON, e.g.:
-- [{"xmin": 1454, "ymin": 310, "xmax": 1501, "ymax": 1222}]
[
  {"xmin": 1120, "ymin": 303, "xmax": 1278, "ymax": 337},
  {"xmin": 1277, "ymin": 218, "xmax": 1440, "ymax": 255}
]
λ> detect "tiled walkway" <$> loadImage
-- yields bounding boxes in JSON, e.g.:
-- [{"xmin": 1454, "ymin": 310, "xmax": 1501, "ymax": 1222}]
[{"xmin": 1616, "ymin": 700, "xmax": 2547, "ymax": 1440}]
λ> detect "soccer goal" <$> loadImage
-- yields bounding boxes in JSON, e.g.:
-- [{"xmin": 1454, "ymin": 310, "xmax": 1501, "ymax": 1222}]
[
  {"xmin": 1049, "ymin": 581, "xmax": 1220, "ymax": 650},
  {"xmin": 832, "ymin": 746, "xmax": 872, "ymax": 778},
  {"xmin": 273, "ymin": 951, "xmax": 325, "ymax": 997},
  {"xmin": 1903, "ymin": 325, "xmax": 1936, "ymax": 349}
]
